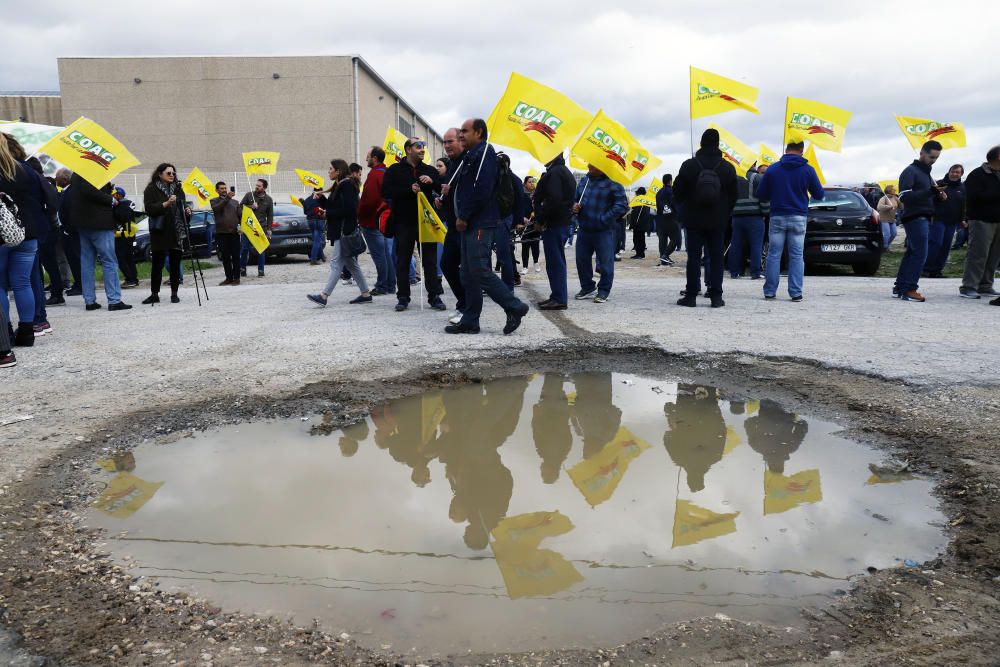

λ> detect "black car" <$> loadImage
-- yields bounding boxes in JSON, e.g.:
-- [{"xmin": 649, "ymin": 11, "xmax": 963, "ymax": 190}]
[
  {"xmin": 804, "ymin": 187, "xmax": 883, "ymax": 276},
  {"xmin": 132, "ymin": 213, "xmax": 214, "ymax": 261},
  {"xmin": 253, "ymin": 203, "xmax": 312, "ymax": 259}
]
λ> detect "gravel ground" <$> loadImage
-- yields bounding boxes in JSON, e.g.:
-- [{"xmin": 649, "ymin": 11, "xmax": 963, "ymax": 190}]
[{"xmin": 1, "ymin": 250, "xmax": 998, "ymax": 666}]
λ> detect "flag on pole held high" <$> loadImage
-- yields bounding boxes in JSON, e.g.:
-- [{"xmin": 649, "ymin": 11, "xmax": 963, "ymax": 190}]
[
  {"xmin": 708, "ymin": 124, "xmax": 758, "ymax": 174},
  {"xmin": 758, "ymin": 143, "xmax": 780, "ymax": 167},
  {"xmin": 181, "ymin": 168, "xmax": 215, "ymax": 208},
  {"xmin": 784, "ymin": 98, "xmax": 852, "ymax": 153},
  {"xmin": 240, "ymin": 206, "xmax": 271, "ymax": 254},
  {"xmin": 689, "ymin": 66, "xmax": 760, "ymax": 119},
  {"xmin": 36, "ymin": 117, "xmax": 140, "ymax": 189},
  {"xmin": 570, "ymin": 110, "xmax": 660, "ymax": 186},
  {"xmin": 242, "ymin": 151, "xmax": 280, "ymax": 175},
  {"xmin": 382, "ymin": 127, "xmax": 407, "ymax": 166},
  {"xmin": 803, "ymin": 144, "xmax": 827, "ymax": 185},
  {"xmin": 486, "ymin": 72, "xmax": 594, "ymax": 165},
  {"xmin": 290, "ymin": 194, "xmax": 303, "ymax": 207},
  {"xmin": 294, "ymin": 168, "xmax": 326, "ymax": 190},
  {"xmin": 416, "ymin": 192, "xmax": 447, "ymax": 244},
  {"xmin": 895, "ymin": 116, "xmax": 967, "ymax": 150}
]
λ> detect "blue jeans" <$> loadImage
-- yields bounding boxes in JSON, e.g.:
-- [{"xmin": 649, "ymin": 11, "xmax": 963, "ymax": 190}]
[
  {"xmin": 460, "ymin": 227, "xmax": 524, "ymax": 327},
  {"xmin": 240, "ymin": 235, "xmax": 266, "ymax": 272},
  {"xmin": 496, "ymin": 216, "xmax": 516, "ymax": 289},
  {"xmin": 764, "ymin": 215, "xmax": 807, "ymax": 298},
  {"xmin": 0, "ymin": 239, "xmax": 38, "ymax": 325},
  {"xmin": 924, "ymin": 221, "xmax": 958, "ymax": 274},
  {"xmin": 309, "ymin": 219, "xmax": 327, "ymax": 262},
  {"xmin": 384, "ymin": 236, "xmax": 398, "ymax": 292},
  {"xmin": 880, "ymin": 221, "xmax": 897, "ymax": 250},
  {"xmin": 576, "ymin": 229, "xmax": 615, "ymax": 297},
  {"xmin": 728, "ymin": 215, "xmax": 765, "ymax": 278},
  {"xmin": 895, "ymin": 217, "xmax": 929, "ymax": 293},
  {"xmin": 79, "ymin": 229, "xmax": 122, "ymax": 305},
  {"xmin": 204, "ymin": 223, "xmax": 215, "ymax": 256},
  {"xmin": 361, "ymin": 227, "xmax": 391, "ymax": 292},
  {"xmin": 542, "ymin": 225, "xmax": 571, "ymax": 304},
  {"xmin": 952, "ymin": 226, "xmax": 968, "ymax": 249}
]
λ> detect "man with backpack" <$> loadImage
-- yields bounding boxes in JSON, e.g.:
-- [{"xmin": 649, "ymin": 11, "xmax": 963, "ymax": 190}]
[
  {"xmin": 572, "ymin": 164, "xmax": 629, "ymax": 303},
  {"xmin": 674, "ymin": 129, "xmax": 738, "ymax": 308},
  {"xmin": 534, "ymin": 153, "xmax": 577, "ymax": 310}
]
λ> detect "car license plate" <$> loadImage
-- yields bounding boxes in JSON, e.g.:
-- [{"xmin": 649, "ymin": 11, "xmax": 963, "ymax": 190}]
[{"xmin": 821, "ymin": 243, "xmax": 856, "ymax": 252}]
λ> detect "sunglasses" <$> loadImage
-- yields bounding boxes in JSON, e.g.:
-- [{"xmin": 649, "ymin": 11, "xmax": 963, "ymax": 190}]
[
  {"xmin": 164, "ymin": 171, "xmax": 175, "ymax": 176},
  {"xmin": 412, "ymin": 141, "xmax": 426, "ymax": 149}
]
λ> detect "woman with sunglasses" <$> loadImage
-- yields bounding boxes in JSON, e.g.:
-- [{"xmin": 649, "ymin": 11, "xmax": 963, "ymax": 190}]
[{"xmin": 142, "ymin": 163, "xmax": 192, "ymax": 304}]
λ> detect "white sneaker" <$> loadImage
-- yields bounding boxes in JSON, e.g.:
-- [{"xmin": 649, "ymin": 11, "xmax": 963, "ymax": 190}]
[
  {"xmin": 535, "ymin": 265, "xmax": 541, "ymax": 273},
  {"xmin": 520, "ymin": 268, "xmax": 528, "ymax": 275},
  {"xmin": 448, "ymin": 311, "xmax": 463, "ymax": 325}
]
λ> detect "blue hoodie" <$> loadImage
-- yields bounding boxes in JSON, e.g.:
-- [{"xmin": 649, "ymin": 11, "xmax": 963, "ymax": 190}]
[{"xmin": 756, "ymin": 153, "xmax": 824, "ymax": 217}]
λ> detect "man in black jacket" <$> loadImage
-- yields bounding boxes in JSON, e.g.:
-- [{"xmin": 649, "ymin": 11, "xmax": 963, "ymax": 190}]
[
  {"xmin": 894, "ymin": 140, "xmax": 944, "ymax": 302},
  {"xmin": 655, "ymin": 174, "xmax": 680, "ymax": 266},
  {"xmin": 381, "ymin": 137, "xmax": 445, "ymax": 312},
  {"xmin": 960, "ymin": 145, "xmax": 1000, "ymax": 303},
  {"xmin": 68, "ymin": 173, "xmax": 131, "ymax": 311},
  {"xmin": 673, "ymin": 129, "xmax": 738, "ymax": 308},
  {"xmin": 534, "ymin": 153, "xmax": 576, "ymax": 309}
]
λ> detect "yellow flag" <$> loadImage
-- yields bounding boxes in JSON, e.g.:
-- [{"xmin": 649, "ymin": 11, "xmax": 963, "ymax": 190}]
[
  {"xmin": 708, "ymin": 124, "xmax": 758, "ymax": 174},
  {"xmin": 290, "ymin": 194, "xmax": 303, "ymax": 207},
  {"xmin": 804, "ymin": 144, "xmax": 827, "ymax": 186},
  {"xmin": 92, "ymin": 473, "xmax": 163, "ymax": 519},
  {"xmin": 627, "ymin": 146, "xmax": 663, "ymax": 184},
  {"xmin": 243, "ymin": 151, "xmax": 280, "ymax": 175},
  {"xmin": 492, "ymin": 510, "xmax": 574, "ymax": 548},
  {"xmin": 383, "ymin": 127, "xmax": 407, "ymax": 166},
  {"xmin": 784, "ymin": 97, "xmax": 852, "ymax": 153},
  {"xmin": 294, "ymin": 168, "xmax": 326, "ymax": 190},
  {"xmin": 491, "ymin": 541, "xmax": 584, "ymax": 599},
  {"xmin": 527, "ymin": 167, "xmax": 541, "ymax": 181},
  {"xmin": 569, "ymin": 152, "xmax": 588, "ymax": 171},
  {"xmin": 689, "ymin": 66, "xmax": 760, "ymax": 119},
  {"xmin": 568, "ymin": 426, "xmax": 651, "ymax": 507},
  {"xmin": 758, "ymin": 143, "xmax": 780, "ymax": 167},
  {"xmin": 420, "ymin": 392, "xmax": 445, "ymax": 445},
  {"xmin": 648, "ymin": 177, "xmax": 664, "ymax": 197},
  {"xmin": 764, "ymin": 469, "xmax": 822, "ymax": 515},
  {"xmin": 570, "ymin": 110, "xmax": 644, "ymax": 186},
  {"xmin": 36, "ymin": 117, "xmax": 140, "ymax": 189},
  {"xmin": 629, "ymin": 193, "xmax": 656, "ymax": 209},
  {"xmin": 895, "ymin": 116, "xmax": 966, "ymax": 150},
  {"xmin": 724, "ymin": 424, "xmax": 742, "ymax": 455},
  {"xmin": 240, "ymin": 206, "xmax": 271, "ymax": 254},
  {"xmin": 486, "ymin": 72, "xmax": 593, "ymax": 165},
  {"xmin": 181, "ymin": 167, "xmax": 215, "ymax": 208},
  {"xmin": 672, "ymin": 499, "xmax": 739, "ymax": 548},
  {"xmin": 416, "ymin": 191, "xmax": 446, "ymax": 243},
  {"xmin": 878, "ymin": 179, "xmax": 898, "ymax": 194}
]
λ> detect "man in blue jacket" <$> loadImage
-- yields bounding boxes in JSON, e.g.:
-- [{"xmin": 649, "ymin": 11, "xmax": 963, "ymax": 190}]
[
  {"xmin": 447, "ymin": 118, "xmax": 529, "ymax": 335},
  {"xmin": 757, "ymin": 141, "xmax": 824, "ymax": 301},
  {"xmin": 572, "ymin": 165, "xmax": 628, "ymax": 303},
  {"xmin": 893, "ymin": 140, "xmax": 944, "ymax": 302}
]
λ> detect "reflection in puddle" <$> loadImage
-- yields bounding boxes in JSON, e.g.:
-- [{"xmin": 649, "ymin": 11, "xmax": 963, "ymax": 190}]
[{"xmin": 89, "ymin": 373, "xmax": 946, "ymax": 655}]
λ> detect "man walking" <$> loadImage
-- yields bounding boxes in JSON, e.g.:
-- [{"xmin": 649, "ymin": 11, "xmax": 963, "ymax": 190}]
[
  {"xmin": 303, "ymin": 187, "xmax": 327, "ymax": 266},
  {"xmin": 894, "ymin": 140, "xmax": 944, "ymax": 302},
  {"xmin": 382, "ymin": 137, "xmax": 445, "ymax": 311},
  {"xmin": 756, "ymin": 143, "xmax": 824, "ymax": 300},
  {"xmin": 240, "ymin": 178, "xmax": 273, "ymax": 278},
  {"xmin": 655, "ymin": 174, "xmax": 680, "ymax": 266},
  {"xmin": 438, "ymin": 128, "xmax": 466, "ymax": 324},
  {"xmin": 446, "ymin": 118, "xmax": 529, "ymax": 334},
  {"xmin": 573, "ymin": 164, "xmax": 628, "ymax": 304},
  {"xmin": 674, "ymin": 129, "xmax": 738, "ymax": 308},
  {"xmin": 68, "ymin": 173, "xmax": 131, "ymax": 311},
  {"xmin": 358, "ymin": 146, "xmax": 394, "ymax": 295},
  {"xmin": 211, "ymin": 181, "xmax": 242, "ymax": 285},
  {"xmin": 960, "ymin": 145, "xmax": 1000, "ymax": 302},
  {"xmin": 534, "ymin": 152, "xmax": 576, "ymax": 310}
]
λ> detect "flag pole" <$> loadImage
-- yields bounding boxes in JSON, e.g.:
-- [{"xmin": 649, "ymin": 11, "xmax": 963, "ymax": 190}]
[{"xmin": 689, "ymin": 66, "xmax": 695, "ymax": 156}]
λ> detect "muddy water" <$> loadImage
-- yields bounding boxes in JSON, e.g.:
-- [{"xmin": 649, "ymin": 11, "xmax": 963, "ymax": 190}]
[{"xmin": 88, "ymin": 373, "xmax": 946, "ymax": 656}]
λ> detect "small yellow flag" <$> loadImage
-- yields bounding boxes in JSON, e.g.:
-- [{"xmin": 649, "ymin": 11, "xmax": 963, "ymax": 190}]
[
  {"xmin": 383, "ymin": 127, "xmax": 408, "ymax": 166},
  {"xmin": 708, "ymin": 124, "xmax": 758, "ymax": 174},
  {"xmin": 92, "ymin": 473, "xmax": 163, "ymax": 519},
  {"xmin": 895, "ymin": 116, "xmax": 967, "ymax": 150},
  {"xmin": 243, "ymin": 150, "xmax": 280, "ymax": 175},
  {"xmin": 420, "ymin": 391, "xmax": 446, "ymax": 445},
  {"xmin": 804, "ymin": 143, "xmax": 827, "ymax": 186},
  {"xmin": 764, "ymin": 468, "xmax": 822, "ymax": 515},
  {"xmin": 689, "ymin": 66, "xmax": 760, "ymax": 119},
  {"xmin": 648, "ymin": 177, "xmax": 663, "ymax": 197},
  {"xmin": 629, "ymin": 193, "xmax": 656, "ymax": 209},
  {"xmin": 294, "ymin": 168, "xmax": 325, "ymax": 190},
  {"xmin": 758, "ymin": 143, "xmax": 780, "ymax": 167},
  {"xmin": 570, "ymin": 110, "xmax": 651, "ymax": 186},
  {"xmin": 240, "ymin": 206, "xmax": 271, "ymax": 254},
  {"xmin": 290, "ymin": 194, "xmax": 303, "ymax": 207},
  {"xmin": 672, "ymin": 499, "xmax": 740, "ymax": 548},
  {"xmin": 181, "ymin": 167, "xmax": 215, "ymax": 208},
  {"xmin": 492, "ymin": 510, "xmax": 574, "ymax": 548},
  {"xmin": 568, "ymin": 426, "xmax": 651, "ymax": 507},
  {"xmin": 486, "ymin": 72, "xmax": 594, "ymax": 165},
  {"xmin": 36, "ymin": 117, "xmax": 140, "ymax": 189},
  {"xmin": 784, "ymin": 97, "xmax": 852, "ymax": 153},
  {"xmin": 527, "ymin": 167, "xmax": 541, "ymax": 181},
  {"xmin": 416, "ymin": 191, "xmax": 447, "ymax": 244},
  {"xmin": 878, "ymin": 179, "xmax": 898, "ymax": 194}
]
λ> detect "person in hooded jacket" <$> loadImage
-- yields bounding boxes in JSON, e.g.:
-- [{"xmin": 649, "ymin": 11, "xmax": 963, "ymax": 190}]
[
  {"xmin": 923, "ymin": 164, "xmax": 966, "ymax": 278},
  {"xmin": 627, "ymin": 187, "xmax": 652, "ymax": 259},
  {"xmin": 655, "ymin": 174, "xmax": 680, "ymax": 265},
  {"xmin": 673, "ymin": 129, "xmax": 738, "ymax": 308},
  {"xmin": 534, "ymin": 154, "xmax": 577, "ymax": 309},
  {"xmin": 756, "ymin": 141, "xmax": 824, "ymax": 302}
]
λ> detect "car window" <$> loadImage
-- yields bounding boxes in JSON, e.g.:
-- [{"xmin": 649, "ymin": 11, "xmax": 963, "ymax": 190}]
[
  {"xmin": 809, "ymin": 191, "xmax": 867, "ymax": 209},
  {"xmin": 274, "ymin": 204, "xmax": 302, "ymax": 216}
]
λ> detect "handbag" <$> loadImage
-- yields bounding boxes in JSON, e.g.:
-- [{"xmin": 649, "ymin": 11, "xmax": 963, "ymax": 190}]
[
  {"xmin": 0, "ymin": 192, "xmax": 26, "ymax": 247},
  {"xmin": 148, "ymin": 215, "xmax": 166, "ymax": 232},
  {"xmin": 340, "ymin": 226, "xmax": 366, "ymax": 258}
]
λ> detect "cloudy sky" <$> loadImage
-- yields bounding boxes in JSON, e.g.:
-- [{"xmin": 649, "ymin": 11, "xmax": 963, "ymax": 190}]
[{"xmin": 3, "ymin": 0, "xmax": 998, "ymax": 185}]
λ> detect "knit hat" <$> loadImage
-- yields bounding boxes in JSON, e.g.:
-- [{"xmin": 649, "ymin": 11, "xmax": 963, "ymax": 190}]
[{"xmin": 700, "ymin": 128, "xmax": 720, "ymax": 150}]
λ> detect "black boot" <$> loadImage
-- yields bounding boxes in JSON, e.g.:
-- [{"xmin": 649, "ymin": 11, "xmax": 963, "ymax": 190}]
[{"xmin": 13, "ymin": 323, "xmax": 34, "ymax": 347}]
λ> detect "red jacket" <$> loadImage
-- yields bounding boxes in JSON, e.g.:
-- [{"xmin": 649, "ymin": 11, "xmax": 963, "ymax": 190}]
[{"xmin": 358, "ymin": 163, "xmax": 387, "ymax": 229}]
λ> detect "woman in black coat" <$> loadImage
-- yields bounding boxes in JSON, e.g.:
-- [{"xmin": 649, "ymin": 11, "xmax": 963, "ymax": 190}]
[{"xmin": 142, "ymin": 163, "xmax": 191, "ymax": 304}]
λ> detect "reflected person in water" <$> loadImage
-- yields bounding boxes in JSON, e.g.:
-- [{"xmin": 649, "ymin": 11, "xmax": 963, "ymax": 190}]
[
  {"xmin": 663, "ymin": 384, "xmax": 727, "ymax": 492},
  {"xmin": 531, "ymin": 374, "xmax": 573, "ymax": 483},
  {"xmin": 571, "ymin": 373, "xmax": 623, "ymax": 459},
  {"xmin": 372, "ymin": 399, "xmax": 435, "ymax": 487},
  {"xmin": 745, "ymin": 399, "xmax": 808, "ymax": 474}
]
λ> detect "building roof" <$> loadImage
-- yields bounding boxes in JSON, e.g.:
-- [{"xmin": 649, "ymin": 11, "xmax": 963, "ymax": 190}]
[{"xmin": 0, "ymin": 91, "xmax": 60, "ymax": 97}]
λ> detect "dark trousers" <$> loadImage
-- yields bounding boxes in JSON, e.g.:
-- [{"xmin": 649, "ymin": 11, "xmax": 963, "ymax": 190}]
[
  {"xmin": 114, "ymin": 236, "xmax": 138, "ymax": 283},
  {"xmin": 924, "ymin": 221, "xmax": 958, "ymax": 274},
  {"xmin": 542, "ymin": 225, "xmax": 571, "ymax": 304},
  {"xmin": 459, "ymin": 226, "xmax": 524, "ymax": 327},
  {"xmin": 441, "ymin": 229, "xmax": 465, "ymax": 311},
  {"xmin": 62, "ymin": 226, "xmax": 82, "ymax": 289},
  {"xmin": 728, "ymin": 215, "xmax": 765, "ymax": 278},
  {"xmin": 521, "ymin": 239, "xmax": 540, "ymax": 267},
  {"xmin": 39, "ymin": 235, "xmax": 64, "ymax": 294},
  {"xmin": 218, "ymin": 233, "xmax": 240, "ymax": 282},
  {"xmin": 685, "ymin": 226, "xmax": 725, "ymax": 297},
  {"xmin": 150, "ymin": 248, "xmax": 182, "ymax": 295},
  {"xmin": 576, "ymin": 229, "xmax": 615, "ymax": 297},
  {"xmin": 657, "ymin": 217, "xmax": 681, "ymax": 259},
  {"xmin": 495, "ymin": 219, "xmax": 516, "ymax": 288},
  {"xmin": 394, "ymin": 224, "xmax": 442, "ymax": 304},
  {"xmin": 632, "ymin": 227, "xmax": 646, "ymax": 256},
  {"xmin": 615, "ymin": 220, "xmax": 626, "ymax": 252}
]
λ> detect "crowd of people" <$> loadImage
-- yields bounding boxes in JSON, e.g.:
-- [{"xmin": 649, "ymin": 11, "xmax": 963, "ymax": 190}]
[{"xmin": 2, "ymin": 122, "xmax": 998, "ymax": 369}]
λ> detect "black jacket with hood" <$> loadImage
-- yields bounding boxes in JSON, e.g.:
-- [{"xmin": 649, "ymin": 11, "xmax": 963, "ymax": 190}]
[
  {"xmin": 674, "ymin": 145, "xmax": 738, "ymax": 232},
  {"xmin": 533, "ymin": 154, "xmax": 576, "ymax": 228}
]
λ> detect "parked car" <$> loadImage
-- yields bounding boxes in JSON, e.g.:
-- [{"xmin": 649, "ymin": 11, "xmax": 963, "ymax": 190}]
[
  {"xmin": 804, "ymin": 187, "xmax": 883, "ymax": 276},
  {"xmin": 131, "ymin": 212, "xmax": 213, "ymax": 262}
]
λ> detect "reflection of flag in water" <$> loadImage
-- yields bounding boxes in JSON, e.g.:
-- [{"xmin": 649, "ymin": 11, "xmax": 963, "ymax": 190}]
[
  {"xmin": 420, "ymin": 392, "xmax": 445, "ymax": 445},
  {"xmin": 672, "ymin": 499, "xmax": 739, "ymax": 548},
  {"xmin": 568, "ymin": 426, "xmax": 651, "ymax": 507},
  {"xmin": 746, "ymin": 400, "xmax": 760, "ymax": 415},
  {"xmin": 491, "ymin": 541, "xmax": 584, "ymax": 600},
  {"xmin": 724, "ymin": 425, "xmax": 742, "ymax": 455},
  {"xmin": 93, "ymin": 473, "xmax": 163, "ymax": 518},
  {"xmin": 764, "ymin": 469, "xmax": 822, "ymax": 515},
  {"xmin": 492, "ymin": 510, "xmax": 574, "ymax": 548}
]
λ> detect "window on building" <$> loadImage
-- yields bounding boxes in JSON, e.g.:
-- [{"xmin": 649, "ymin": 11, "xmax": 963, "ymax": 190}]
[{"xmin": 397, "ymin": 116, "xmax": 412, "ymax": 138}]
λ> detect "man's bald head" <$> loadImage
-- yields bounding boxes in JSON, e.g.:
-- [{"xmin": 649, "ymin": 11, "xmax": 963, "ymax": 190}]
[{"xmin": 443, "ymin": 127, "xmax": 462, "ymax": 158}]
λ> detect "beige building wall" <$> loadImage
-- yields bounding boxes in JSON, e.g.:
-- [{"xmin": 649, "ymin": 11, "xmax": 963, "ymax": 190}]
[{"xmin": 0, "ymin": 95, "xmax": 62, "ymax": 125}]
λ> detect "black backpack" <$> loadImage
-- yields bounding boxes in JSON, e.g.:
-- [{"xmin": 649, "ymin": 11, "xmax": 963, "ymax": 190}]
[
  {"xmin": 694, "ymin": 157, "xmax": 723, "ymax": 206},
  {"xmin": 496, "ymin": 161, "xmax": 516, "ymax": 217}
]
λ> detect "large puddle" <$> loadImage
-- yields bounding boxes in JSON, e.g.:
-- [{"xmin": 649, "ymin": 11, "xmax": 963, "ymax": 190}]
[{"xmin": 88, "ymin": 373, "xmax": 946, "ymax": 656}]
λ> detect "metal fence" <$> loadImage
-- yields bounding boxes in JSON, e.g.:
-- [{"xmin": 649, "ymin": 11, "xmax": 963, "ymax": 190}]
[{"xmin": 114, "ymin": 169, "xmax": 323, "ymax": 209}]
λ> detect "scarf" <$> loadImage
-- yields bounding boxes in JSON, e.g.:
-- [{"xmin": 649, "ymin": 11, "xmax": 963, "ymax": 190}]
[{"xmin": 155, "ymin": 179, "xmax": 187, "ymax": 247}]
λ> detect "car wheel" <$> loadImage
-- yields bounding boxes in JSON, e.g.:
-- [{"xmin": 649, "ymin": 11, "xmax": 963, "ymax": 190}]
[
  {"xmin": 144, "ymin": 246, "xmax": 152, "ymax": 262},
  {"xmin": 852, "ymin": 258, "xmax": 881, "ymax": 276}
]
